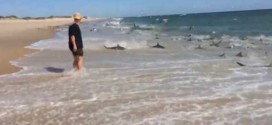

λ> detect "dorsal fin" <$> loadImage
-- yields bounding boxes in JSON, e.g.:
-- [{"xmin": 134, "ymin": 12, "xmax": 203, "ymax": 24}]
[
  {"xmin": 236, "ymin": 52, "xmax": 243, "ymax": 57},
  {"xmin": 267, "ymin": 62, "xmax": 272, "ymax": 67},
  {"xmin": 237, "ymin": 62, "xmax": 246, "ymax": 67}
]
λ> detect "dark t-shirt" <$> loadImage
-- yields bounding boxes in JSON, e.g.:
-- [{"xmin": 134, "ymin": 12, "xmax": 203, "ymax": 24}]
[{"xmin": 68, "ymin": 23, "xmax": 83, "ymax": 49}]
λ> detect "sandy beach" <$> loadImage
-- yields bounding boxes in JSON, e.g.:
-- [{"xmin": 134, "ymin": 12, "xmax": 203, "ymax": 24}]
[
  {"xmin": 0, "ymin": 10, "xmax": 272, "ymax": 124},
  {"xmin": 0, "ymin": 18, "xmax": 73, "ymax": 75}
]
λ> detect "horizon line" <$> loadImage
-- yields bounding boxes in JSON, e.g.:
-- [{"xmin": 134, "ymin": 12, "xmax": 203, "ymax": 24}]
[
  {"xmin": 1, "ymin": 8, "xmax": 271, "ymax": 18},
  {"xmin": 119, "ymin": 8, "xmax": 272, "ymax": 18}
]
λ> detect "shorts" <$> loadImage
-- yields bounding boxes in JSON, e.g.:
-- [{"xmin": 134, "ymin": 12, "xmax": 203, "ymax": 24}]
[{"xmin": 70, "ymin": 48, "xmax": 84, "ymax": 56}]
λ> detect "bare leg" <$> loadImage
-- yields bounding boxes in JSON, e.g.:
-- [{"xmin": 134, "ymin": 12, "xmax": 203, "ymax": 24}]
[
  {"xmin": 74, "ymin": 56, "xmax": 79, "ymax": 70},
  {"xmin": 73, "ymin": 56, "xmax": 77, "ymax": 69},
  {"xmin": 77, "ymin": 56, "xmax": 84, "ymax": 74}
]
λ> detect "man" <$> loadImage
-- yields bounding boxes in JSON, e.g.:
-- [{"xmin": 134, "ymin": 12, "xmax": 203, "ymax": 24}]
[{"xmin": 69, "ymin": 13, "xmax": 84, "ymax": 73}]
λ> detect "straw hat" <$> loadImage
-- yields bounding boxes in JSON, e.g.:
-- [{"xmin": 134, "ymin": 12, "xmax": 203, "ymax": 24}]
[{"xmin": 73, "ymin": 13, "xmax": 83, "ymax": 20}]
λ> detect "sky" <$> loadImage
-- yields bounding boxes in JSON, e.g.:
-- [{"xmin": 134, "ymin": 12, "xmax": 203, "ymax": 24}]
[{"xmin": 0, "ymin": 0, "xmax": 272, "ymax": 17}]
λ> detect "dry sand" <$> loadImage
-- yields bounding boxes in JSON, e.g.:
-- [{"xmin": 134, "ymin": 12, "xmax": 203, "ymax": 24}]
[{"xmin": 0, "ymin": 18, "xmax": 75, "ymax": 75}]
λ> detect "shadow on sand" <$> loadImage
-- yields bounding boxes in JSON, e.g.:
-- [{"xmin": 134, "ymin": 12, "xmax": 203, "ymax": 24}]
[{"xmin": 45, "ymin": 67, "xmax": 65, "ymax": 73}]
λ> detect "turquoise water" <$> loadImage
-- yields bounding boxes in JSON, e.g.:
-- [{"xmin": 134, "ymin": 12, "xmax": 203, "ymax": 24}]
[
  {"xmin": 122, "ymin": 9, "xmax": 272, "ymax": 37},
  {"xmin": 1, "ymin": 10, "xmax": 272, "ymax": 124}
]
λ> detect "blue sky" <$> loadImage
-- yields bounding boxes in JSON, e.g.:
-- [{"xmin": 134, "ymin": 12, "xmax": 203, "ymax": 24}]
[{"xmin": 1, "ymin": 0, "xmax": 272, "ymax": 17}]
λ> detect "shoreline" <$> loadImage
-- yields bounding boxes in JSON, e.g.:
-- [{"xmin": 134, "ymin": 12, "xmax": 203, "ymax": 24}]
[
  {"xmin": 0, "ymin": 19, "xmax": 74, "ymax": 76},
  {"xmin": 0, "ymin": 28, "xmax": 55, "ymax": 76}
]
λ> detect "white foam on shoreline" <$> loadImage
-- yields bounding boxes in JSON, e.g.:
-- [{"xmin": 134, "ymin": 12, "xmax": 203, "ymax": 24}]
[{"xmin": 1, "ymin": 19, "xmax": 272, "ymax": 124}]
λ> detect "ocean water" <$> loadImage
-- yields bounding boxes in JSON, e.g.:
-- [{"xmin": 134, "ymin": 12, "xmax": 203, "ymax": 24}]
[{"xmin": 1, "ymin": 9, "xmax": 272, "ymax": 125}]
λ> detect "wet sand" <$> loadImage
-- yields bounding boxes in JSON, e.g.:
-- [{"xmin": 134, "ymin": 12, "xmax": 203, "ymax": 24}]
[{"xmin": 0, "ymin": 19, "xmax": 73, "ymax": 75}]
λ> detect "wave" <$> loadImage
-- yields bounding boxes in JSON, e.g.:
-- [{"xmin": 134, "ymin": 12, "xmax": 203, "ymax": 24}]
[
  {"xmin": 123, "ymin": 9, "xmax": 272, "ymax": 36},
  {"xmin": 26, "ymin": 17, "xmax": 272, "ymax": 52}
]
